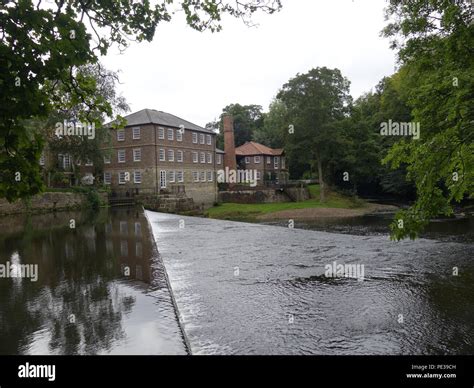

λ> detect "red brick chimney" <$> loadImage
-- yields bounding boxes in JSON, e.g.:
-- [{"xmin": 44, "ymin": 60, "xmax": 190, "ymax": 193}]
[{"xmin": 223, "ymin": 114, "xmax": 236, "ymax": 172}]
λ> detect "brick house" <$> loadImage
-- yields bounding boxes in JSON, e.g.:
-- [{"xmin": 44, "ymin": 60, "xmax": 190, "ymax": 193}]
[
  {"xmin": 102, "ymin": 109, "xmax": 221, "ymax": 206},
  {"xmin": 234, "ymin": 141, "xmax": 289, "ymax": 185}
]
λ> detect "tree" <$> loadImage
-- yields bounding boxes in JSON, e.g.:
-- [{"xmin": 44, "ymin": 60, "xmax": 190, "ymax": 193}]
[
  {"xmin": 0, "ymin": 0, "xmax": 282, "ymax": 201},
  {"xmin": 382, "ymin": 0, "xmax": 474, "ymax": 240},
  {"xmin": 253, "ymin": 98, "xmax": 288, "ymax": 148},
  {"xmin": 277, "ymin": 67, "xmax": 352, "ymax": 201}
]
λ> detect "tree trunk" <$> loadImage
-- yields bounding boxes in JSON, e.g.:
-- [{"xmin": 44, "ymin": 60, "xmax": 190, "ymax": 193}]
[{"xmin": 317, "ymin": 157, "xmax": 325, "ymax": 202}]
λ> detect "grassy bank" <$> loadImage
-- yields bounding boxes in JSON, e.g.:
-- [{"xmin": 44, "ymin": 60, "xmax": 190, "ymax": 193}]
[{"xmin": 205, "ymin": 185, "xmax": 366, "ymax": 222}]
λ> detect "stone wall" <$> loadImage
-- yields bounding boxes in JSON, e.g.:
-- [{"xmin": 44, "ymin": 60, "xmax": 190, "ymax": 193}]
[
  {"xmin": 218, "ymin": 187, "xmax": 310, "ymax": 204},
  {"xmin": 0, "ymin": 192, "xmax": 107, "ymax": 216}
]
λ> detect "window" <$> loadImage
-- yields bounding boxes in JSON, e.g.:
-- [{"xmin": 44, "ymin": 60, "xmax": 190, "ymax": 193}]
[
  {"xmin": 120, "ymin": 241, "xmax": 128, "ymax": 256},
  {"xmin": 134, "ymin": 171, "xmax": 142, "ymax": 184},
  {"xmin": 62, "ymin": 154, "xmax": 71, "ymax": 169},
  {"xmin": 207, "ymin": 171, "xmax": 213, "ymax": 182},
  {"xmin": 200, "ymin": 152, "xmax": 205, "ymax": 163},
  {"xmin": 133, "ymin": 148, "xmax": 141, "ymax": 162},
  {"xmin": 104, "ymin": 172, "xmax": 111, "ymax": 185},
  {"xmin": 118, "ymin": 150, "xmax": 126, "ymax": 163},
  {"xmin": 104, "ymin": 155, "xmax": 111, "ymax": 164},
  {"xmin": 200, "ymin": 171, "xmax": 206, "ymax": 182},
  {"xmin": 282, "ymin": 157, "xmax": 285, "ymax": 169},
  {"xmin": 39, "ymin": 153, "xmax": 45, "ymax": 166},
  {"xmin": 159, "ymin": 149, "xmax": 165, "ymax": 161},
  {"xmin": 177, "ymin": 129, "xmax": 183, "ymax": 142},
  {"xmin": 206, "ymin": 134, "xmax": 212, "ymax": 145},
  {"xmin": 245, "ymin": 157, "xmax": 250, "ymax": 164},
  {"xmin": 168, "ymin": 149, "xmax": 174, "ymax": 162},
  {"xmin": 117, "ymin": 129, "xmax": 125, "ymax": 141},
  {"xmin": 274, "ymin": 156, "xmax": 280, "ymax": 169},
  {"xmin": 267, "ymin": 156, "xmax": 271, "ymax": 164},
  {"xmin": 135, "ymin": 222, "xmax": 142, "ymax": 236},
  {"xmin": 193, "ymin": 171, "xmax": 199, "ymax": 182},
  {"xmin": 216, "ymin": 154, "xmax": 222, "ymax": 164},
  {"xmin": 168, "ymin": 128, "xmax": 174, "ymax": 141},
  {"xmin": 132, "ymin": 127, "xmax": 140, "ymax": 140},
  {"xmin": 254, "ymin": 156, "xmax": 261, "ymax": 164},
  {"xmin": 256, "ymin": 171, "xmax": 261, "ymax": 180},
  {"xmin": 169, "ymin": 171, "xmax": 175, "ymax": 183},
  {"xmin": 192, "ymin": 152, "xmax": 198, "ymax": 163},
  {"xmin": 177, "ymin": 171, "xmax": 184, "ymax": 183},
  {"xmin": 207, "ymin": 153, "xmax": 212, "ymax": 164},
  {"xmin": 177, "ymin": 150, "xmax": 183, "ymax": 162},
  {"xmin": 158, "ymin": 127, "xmax": 165, "ymax": 139},
  {"xmin": 85, "ymin": 159, "xmax": 93, "ymax": 166},
  {"xmin": 192, "ymin": 132, "xmax": 198, "ymax": 144},
  {"xmin": 76, "ymin": 159, "xmax": 81, "ymax": 166},
  {"xmin": 199, "ymin": 133, "xmax": 205, "ymax": 144},
  {"xmin": 119, "ymin": 172, "xmax": 126, "ymax": 184}
]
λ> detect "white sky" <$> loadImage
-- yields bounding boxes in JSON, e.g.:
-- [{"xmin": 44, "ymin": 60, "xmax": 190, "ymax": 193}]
[{"xmin": 101, "ymin": 0, "xmax": 397, "ymax": 127}]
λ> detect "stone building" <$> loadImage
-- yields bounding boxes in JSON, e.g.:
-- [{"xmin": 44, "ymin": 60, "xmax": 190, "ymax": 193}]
[{"xmin": 102, "ymin": 109, "xmax": 222, "ymax": 206}]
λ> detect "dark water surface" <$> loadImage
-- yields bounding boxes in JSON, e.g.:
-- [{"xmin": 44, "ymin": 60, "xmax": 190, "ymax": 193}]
[
  {"xmin": 0, "ymin": 208, "xmax": 187, "ymax": 355},
  {"xmin": 146, "ymin": 211, "xmax": 474, "ymax": 355}
]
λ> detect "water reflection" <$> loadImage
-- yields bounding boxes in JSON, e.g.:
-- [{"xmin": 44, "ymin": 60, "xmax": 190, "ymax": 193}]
[{"xmin": 0, "ymin": 208, "xmax": 186, "ymax": 355}]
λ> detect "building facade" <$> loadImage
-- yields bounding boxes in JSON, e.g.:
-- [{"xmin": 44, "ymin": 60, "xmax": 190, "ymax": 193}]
[{"xmin": 102, "ymin": 109, "xmax": 222, "ymax": 206}]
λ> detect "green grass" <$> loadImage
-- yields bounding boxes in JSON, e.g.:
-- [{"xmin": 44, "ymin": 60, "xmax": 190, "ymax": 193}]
[{"xmin": 206, "ymin": 185, "xmax": 365, "ymax": 221}]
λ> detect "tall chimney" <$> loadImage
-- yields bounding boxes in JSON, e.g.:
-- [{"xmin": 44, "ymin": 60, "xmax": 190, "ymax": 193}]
[{"xmin": 223, "ymin": 114, "xmax": 236, "ymax": 172}]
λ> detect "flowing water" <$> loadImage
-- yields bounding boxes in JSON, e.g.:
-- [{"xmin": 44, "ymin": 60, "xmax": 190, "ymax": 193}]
[
  {"xmin": 0, "ymin": 208, "xmax": 472, "ymax": 355},
  {"xmin": 146, "ymin": 211, "xmax": 474, "ymax": 355}
]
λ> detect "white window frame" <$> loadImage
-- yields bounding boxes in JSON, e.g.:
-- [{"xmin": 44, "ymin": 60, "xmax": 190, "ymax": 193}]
[
  {"xmin": 104, "ymin": 155, "xmax": 111, "ymax": 164},
  {"xmin": 39, "ymin": 153, "xmax": 45, "ymax": 166},
  {"xmin": 104, "ymin": 172, "xmax": 111, "ymax": 185},
  {"xmin": 119, "ymin": 172, "xmax": 126, "ymax": 185},
  {"xmin": 254, "ymin": 156, "xmax": 261, "ymax": 164},
  {"xmin": 274, "ymin": 156, "xmax": 280, "ymax": 169},
  {"xmin": 200, "ymin": 171, "xmax": 206, "ymax": 182},
  {"xmin": 168, "ymin": 149, "xmax": 174, "ymax": 162},
  {"xmin": 200, "ymin": 152, "xmax": 205, "ymax": 164},
  {"xmin": 206, "ymin": 134, "xmax": 212, "ymax": 145},
  {"xmin": 192, "ymin": 132, "xmax": 198, "ymax": 144},
  {"xmin": 169, "ymin": 170, "xmax": 175, "ymax": 183},
  {"xmin": 159, "ymin": 149, "xmax": 165, "ymax": 161},
  {"xmin": 134, "ymin": 171, "xmax": 142, "ymax": 184},
  {"xmin": 193, "ymin": 171, "xmax": 199, "ymax": 182},
  {"xmin": 256, "ymin": 171, "xmax": 261, "ymax": 180},
  {"xmin": 117, "ymin": 129, "xmax": 125, "ymax": 141},
  {"xmin": 118, "ymin": 150, "xmax": 126, "ymax": 163},
  {"xmin": 176, "ymin": 129, "xmax": 183, "ymax": 142},
  {"xmin": 177, "ymin": 150, "xmax": 183, "ymax": 162},
  {"xmin": 199, "ymin": 133, "xmax": 205, "ymax": 144},
  {"xmin": 168, "ymin": 128, "xmax": 174, "ymax": 141},
  {"xmin": 192, "ymin": 152, "xmax": 198, "ymax": 163},
  {"xmin": 132, "ymin": 127, "xmax": 141, "ymax": 140},
  {"xmin": 85, "ymin": 159, "xmax": 93, "ymax": 166},
  {"xmin": 207, "ymin": 171, "xmax": 213, "ymax": 182},
  {"xmin": 267, "ymin": 156, "xmax": 271, "ymax": 164},
  {"xmin": 133, "ymin": 148, "xmax": 141, "ymax": 162},
  {"xmin": 177, "ymin": 171, "xmax": 184, "ymax": 183},
  {"xmin": 207, "ymin": 152, "xmax": 212, "ymax": 164},
  {"xmin": 216, "ymin": 154, "xmax": 222, "ymax": 164},
  {"xmin": 158, "ymin": 127, "xmax": 165, "ymax": 139},
  {"xmin": 245, "ymin": 157, "xmax": 250, "ymax": 164}
]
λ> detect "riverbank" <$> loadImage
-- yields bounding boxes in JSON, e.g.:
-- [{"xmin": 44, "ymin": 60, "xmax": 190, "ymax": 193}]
[{"xmin": 205, "ymin": 185, "xmax": 398, "ymax": 222}]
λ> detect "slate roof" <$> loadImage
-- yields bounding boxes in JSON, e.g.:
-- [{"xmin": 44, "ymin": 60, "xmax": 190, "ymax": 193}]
[
  {"xmin": 109, "ymin": 108, "xmax": 215, "ymax": 134},
  {"xmin": 235, "ymin": 141, "xmax": 284, "ymax": 156}
]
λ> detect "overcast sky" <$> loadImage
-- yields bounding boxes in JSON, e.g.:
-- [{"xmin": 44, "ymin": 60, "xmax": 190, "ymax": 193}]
[{"xmin": 101, "ymin": 0, "xmax": 397, "ymax": 127}]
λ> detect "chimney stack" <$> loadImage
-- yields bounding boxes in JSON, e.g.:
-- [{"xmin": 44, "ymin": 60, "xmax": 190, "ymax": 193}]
[{"xmin": 223, "ymin": 114, "xmax": 236, "ymax": 172}]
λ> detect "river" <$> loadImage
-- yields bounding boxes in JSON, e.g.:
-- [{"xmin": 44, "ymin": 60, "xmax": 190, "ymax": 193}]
[{"xmin": 0, "ymin": 208, "xmax": 472, "ymax": 355}]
